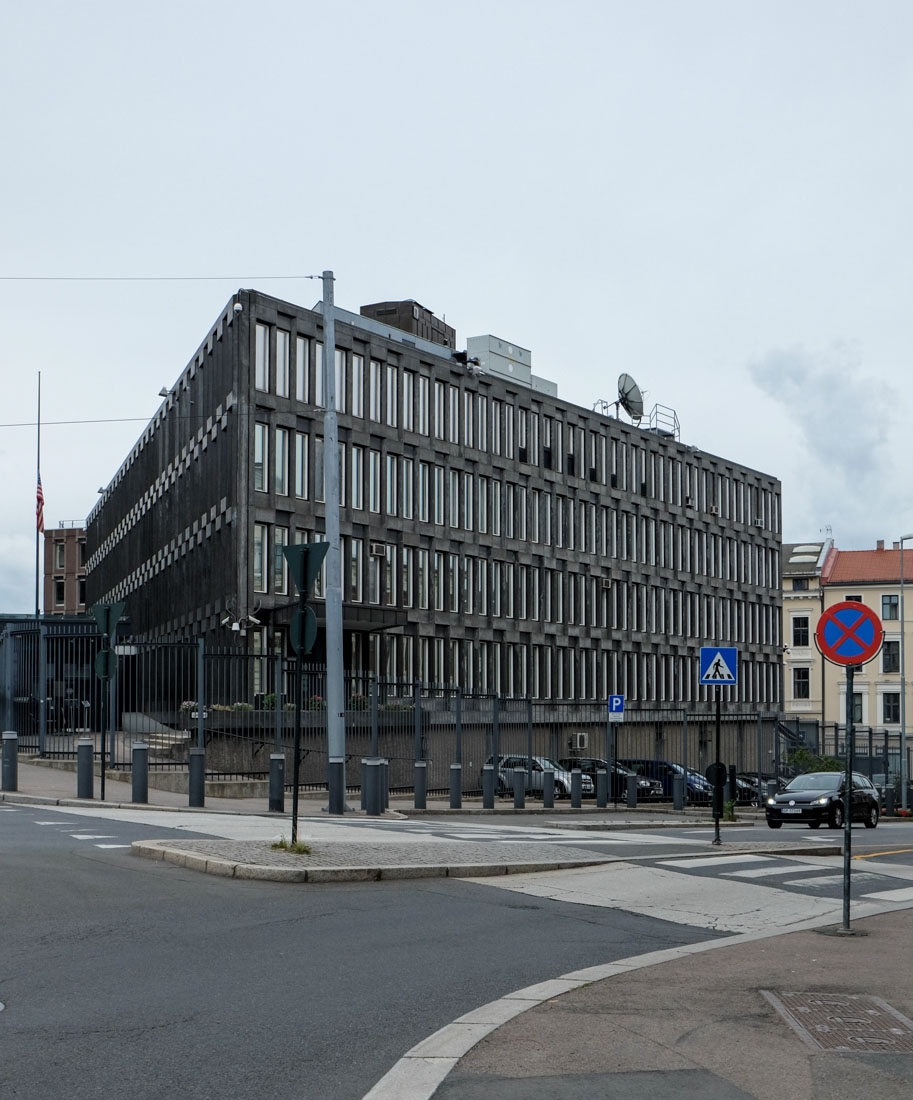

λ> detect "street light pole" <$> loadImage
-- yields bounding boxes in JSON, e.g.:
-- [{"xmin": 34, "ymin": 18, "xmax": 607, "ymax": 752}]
[{"xmin": 900, "ymin": 534, "xmax": 913, "ymax": 812}]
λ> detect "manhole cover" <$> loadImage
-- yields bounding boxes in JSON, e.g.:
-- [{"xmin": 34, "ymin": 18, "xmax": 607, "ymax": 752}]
[{"xmin": 761, "ymin": 991, "xmax": 913, "ymax": 1053}]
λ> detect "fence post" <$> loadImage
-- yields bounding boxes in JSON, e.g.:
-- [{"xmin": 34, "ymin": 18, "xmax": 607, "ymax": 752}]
[
  {"xmin": 269, "ymin": 753, "xmax": 285, "ymax": 813},
  {"xmin": 197, "ymin": 638, "xmax": 205, "ymax": 750},
  {"xmin": 77, "ymin": 737, "xmax": 94, "ymax": 798},
  {"xmin": 274, "ymin": 654, "xmax": 282, "ymax": 752},
  {"xmin": 189, "ymin": 747, "xmax": 205, "ymax": 807},
  {"xmin": 132, "ymin": 742, "xmax": 148, "ymax": 804},
  {"xmin": 413, "ymin": 680, "xmax": 422, "ymax": 763},
  {"xmin": 682, "ymin": 708, "xmax": 689, "ymax": 806},
  {"xmin": 370, "ymin": 676, "xmax": 379, "ymax": 758},
  {"xmin": 38, "ymin": 620, "xmax": 48, "ymax": 757},
  {"xmin": 2, "ymin": 732, "xmax": 18, "ymax": 792}
]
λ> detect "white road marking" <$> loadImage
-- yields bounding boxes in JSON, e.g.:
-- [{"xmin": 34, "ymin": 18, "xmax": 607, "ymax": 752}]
[
  {"xmin": 724, "ymin": 864, "xmax": 827, "ymax": 879},
  {"xmin": 862, "ymin": 886, "xmax": 913, "ymax": 902},
  {"xmin": 95, "ymin": 844, "xmax": 131, "ymax": 849},
  {"xmin": 69, "ymin": 834, "xmax": 117, "ymax": 840},
  {"xmin": 658, "ymin": 854, "xmax": 771, "ymax": 869}
]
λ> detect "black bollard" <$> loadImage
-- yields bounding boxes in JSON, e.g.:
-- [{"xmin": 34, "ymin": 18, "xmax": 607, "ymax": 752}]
[{"xmin": 131, "ymin": 743, "xmax": 148, "ymax": 804}]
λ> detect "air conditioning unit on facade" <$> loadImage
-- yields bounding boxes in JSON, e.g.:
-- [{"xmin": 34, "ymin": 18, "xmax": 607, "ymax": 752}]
[
  {"xmin": 753, "ymin": 519, "xmax": 764, "ymax": 528},
  {"xmin": 685, "ymin": 496, "xmax": 695, "ymax": 507},
  {"xmin": 710, "ymin": 505, "xmax": 720, "ymax": 516},
  {"xmin": 369, "ymin": 541, "xmax": 386, "ymax": 556},
  {"xmin": 569, "ymin": 732, "xmax": 587, "ymax": 750}
]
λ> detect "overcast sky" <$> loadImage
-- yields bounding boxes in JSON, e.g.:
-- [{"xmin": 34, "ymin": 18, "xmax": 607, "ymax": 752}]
[{"xmin": 2, "ymin": 1, "xmax": 912, "ymax": 613}]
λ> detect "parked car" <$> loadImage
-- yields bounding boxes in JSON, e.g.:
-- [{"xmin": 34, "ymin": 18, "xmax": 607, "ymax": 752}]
[
  {"xmin": 557, "ymin": 757, "xmax": 664, "ymax": 801},
  {"xmin": 480, "ymin": 755, "xmax": 594, "ymax": 799},
  {"xmin": 733, "ymin": 776, "xmax": 761, "ymax": 806},
  {"xmin": 619, "ymin": 759, "xmax": 713, "ymax": 802},
  {"xmin": 765, "ymin": 771, "xmax": 879, "ymax": 829}
]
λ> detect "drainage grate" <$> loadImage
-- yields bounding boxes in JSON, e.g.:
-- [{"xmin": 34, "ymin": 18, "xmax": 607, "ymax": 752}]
[{"xmin": 761, "ymin": 991, "xmax": 913, "ymax": 1053}]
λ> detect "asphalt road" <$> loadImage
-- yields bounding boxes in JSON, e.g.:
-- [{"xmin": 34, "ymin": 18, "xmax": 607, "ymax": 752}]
[{"xmin": 0, "ymin": 806, "xmax": 723, "ymax": 1100}]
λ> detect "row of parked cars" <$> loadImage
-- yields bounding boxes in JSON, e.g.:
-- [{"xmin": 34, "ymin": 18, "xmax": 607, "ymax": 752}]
[{"xmin": 481, "ymin": 755, "xmax": 759, "ymax": 803}]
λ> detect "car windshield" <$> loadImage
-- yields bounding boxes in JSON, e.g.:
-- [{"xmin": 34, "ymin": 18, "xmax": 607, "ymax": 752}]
[{"xmin": 785, "ymin": 773, "xmax": 841, "ymax": 791}]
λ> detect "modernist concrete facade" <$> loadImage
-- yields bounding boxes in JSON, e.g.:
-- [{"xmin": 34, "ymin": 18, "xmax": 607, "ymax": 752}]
[{"xmin": 86, "ymin": 288, "xmax": 782, "ymax": 704}]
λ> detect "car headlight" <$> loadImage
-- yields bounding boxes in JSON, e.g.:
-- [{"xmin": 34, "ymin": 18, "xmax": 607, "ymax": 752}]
[
  {"xmin": 767, "ymin": 797, "xmax": 776, "ymax": 806},
  {"xmin": 815, "ymin": 796, "xmax": 830, "ymax": 805}
]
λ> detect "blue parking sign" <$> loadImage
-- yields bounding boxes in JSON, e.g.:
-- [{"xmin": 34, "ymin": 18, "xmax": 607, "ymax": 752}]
[{"xmin": 608, "ymin": 695, "xmax": 625, "ymax": 722}]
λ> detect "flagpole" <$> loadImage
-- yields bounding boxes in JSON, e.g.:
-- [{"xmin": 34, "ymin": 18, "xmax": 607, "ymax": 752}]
[{"xmin": 35, "ymin": 371, "xmax": 41, "ymax": 619}]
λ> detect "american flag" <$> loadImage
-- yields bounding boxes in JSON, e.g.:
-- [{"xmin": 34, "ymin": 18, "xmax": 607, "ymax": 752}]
[{"xmin": 36, "ymin": 472, "xmax": 44, "ymax": 533}]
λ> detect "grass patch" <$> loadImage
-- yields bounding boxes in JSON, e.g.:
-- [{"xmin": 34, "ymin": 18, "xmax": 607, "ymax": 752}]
[{"xmin": 271, "ymin": 837, "xmax": 312, "ymax": 855}]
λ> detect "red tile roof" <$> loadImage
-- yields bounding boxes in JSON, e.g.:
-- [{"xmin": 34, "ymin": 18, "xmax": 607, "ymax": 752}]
[{"xmin": 825, "ymin": 549, "xmax": 913, "ymax": 585}]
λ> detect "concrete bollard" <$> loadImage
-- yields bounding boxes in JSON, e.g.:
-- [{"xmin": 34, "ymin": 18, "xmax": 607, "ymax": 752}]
[
  {"xmin": 414, "ymin": 760, "xmax": 427, "ymax": 810},
  {"xmin": 189, "ymin": 747, "xmax": 205, "ymax": 808},
  {"xmin": 596, "ymin": 769, "xmax": 607, "ymax": 809},
  {"xmin": 571, "ymin": 768, "xmax": 582, "ymax": 808},
  {"xmin": 672, "ymin": 774, "xmax": 685, "ymax": 811},
  {"xmin": 131, "ymin": 743, "xmax": 148, "ymax": 804},
  {"xmin": 482, "ymin": 764, "xmax": 495, "ymax": 809},
  {"xmin": 364, "ymin": 757, "xmax": 384, "ymax": 816},
  {"xmin": 450, "ymin": 763, "xmax": 462, "ymax": 809},
  {"xmin": 513, "ymin": 766, "xmax": 526, "ymax": 809},
  {"xmin": 543, "ymin": 769, "xmax": 555, "ymax": 809},
  {"xmin": 269, "ymin": 754, "xmax": 285, "ymax": 813},
  {"xmin": 77, "ymin": 738, "xmax": 94, "ymax": 799},
  {"xmin": 2, "ymin": 732, "xmax": 18, "ymax": 792},
  {"xmin": 626, "ymin": 773, "xmax": 638, "ymax": 809}
]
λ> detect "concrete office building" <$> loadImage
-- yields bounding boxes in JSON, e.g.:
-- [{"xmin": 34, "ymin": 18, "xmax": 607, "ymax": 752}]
[
  {"xmin": 43, "ymin": 525, "xmax": 88, "ymax": 615},
  {"xmin": 86, "ymin": 287, "xmax": 782, "ymax": 703}
]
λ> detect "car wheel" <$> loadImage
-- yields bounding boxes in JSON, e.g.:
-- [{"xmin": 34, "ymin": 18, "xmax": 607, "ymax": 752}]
[
  {"xmin": 555, "ymin": 783, "xmax": 567, "ymax": 799},
  {"xmin": 829, "ymin": 804, "xmax": 845, "ymax": 829},
  {"xmin": 864, "ymin": 803, "xmax": 879, "ymax": 829},
  {"xmin": 767, "ymin": 820, "xmax": 781, "ymax": 829},
  {"xmin": 808, "ymin": 821, "xmax": 821, "ymax": 829}
]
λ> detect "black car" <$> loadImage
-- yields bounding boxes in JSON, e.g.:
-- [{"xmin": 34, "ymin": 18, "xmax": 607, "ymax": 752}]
[
  {"xmin": 557, "ymin": 758, "xmax": 664, "ymax": 801},
  {"xmin": 765, "ymin": 771, "xmax": 879, "ymax": 830}
]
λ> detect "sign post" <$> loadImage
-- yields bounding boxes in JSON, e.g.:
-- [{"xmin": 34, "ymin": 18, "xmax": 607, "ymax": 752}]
[
  {"xmin": 92, "ymin": 602, "xmax": 125, "ymax": 802},
  {"xmin": 607, "ymin": 696, "xmax": 624, "ymax": 808},
  {"xmin": 815, "ymin": 601, "xmax": 884, "ymax": 932},
  {"xmin": 700, "ymin": 648, "xmax": 739, "ymax": 845}
]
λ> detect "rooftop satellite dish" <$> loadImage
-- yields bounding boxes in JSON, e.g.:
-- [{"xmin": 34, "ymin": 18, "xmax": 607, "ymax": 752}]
[{"xmin": 617, "ymin": 373, "xmax": 644, "ymax": 421}]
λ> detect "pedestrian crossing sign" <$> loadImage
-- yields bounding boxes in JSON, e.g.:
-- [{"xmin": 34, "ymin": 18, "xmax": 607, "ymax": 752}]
[{"xmin": 700, "ymin": 647, "xmax": 739, "ymax": 686}]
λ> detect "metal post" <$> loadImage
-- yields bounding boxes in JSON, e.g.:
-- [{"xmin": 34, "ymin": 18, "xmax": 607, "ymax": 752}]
[
  {"xmin": 2, "ymin": 731, "xmax": 18, "ymax": 792},
  {"xmin": 455, "ymin": 688, "xmax": 463, "ymax": 769},
  {"xmin": 682, "ymin": 708, "xmax": 689, "ymax": 806},
  {"xmin": 543, "ymin": 768, "xmax": 555, "ymax": 808},
  {"xmin": 482, "ymin": 763, "xmax": 494, "ymax": 809},
  {"xmin": 364, "ymin": 757, "xmax": 383, "ymax": 816},
  {"xmin": 370, "ymin": 676, "xmax": 379, "ymax": 758},
  {"xmin": 712, "ymin": 689, "xmax": 722, "ymax": 845},
  {"xmin": 626, "ymin": 772, "xmax": 637, "ymax": 808},
  {"xmin": 901, "ymin": 535, "xmax": 912, "ymax": 812},
  {"xmin": 189, "ymin": 747, "xmax": 205, "ymax": 808},
  {"xmin": 513, "ymin": 766, "xmax": 525, "ymax": 809},
  {"xmin": 131, "ymin": 742, "xmax": 148, "ymax": 804},
  {"xmin": 596, "ymin": 768, "xmax": 607, "ymax": 808},
  {"xmin": 322, "ymin": 270, "xmax": 347, "ymax": 814},
  {"xmin": 413, "ymin": 759, "xmax": 427, "ymax": 810},
  {"xmin": 291, "ymin": 656, "xmax": 302, "ymax": 844},
  {"xmin": 413, "ymin": 680, "xmax": 422, "ymax": 763},
  {"xmin": 274, "ymin": 652, "xmax": 282, "ymax": 752},
  {"xmin": 100, "ymin": 635, "xmax": 108, "ymax": 802},
  {"xmin": 526, "ymin": 697, "xmax": 533, "ymax": 792},
  {"xmin": 571, "ymin": 768, "xmax": 582, "ymax": 808},
  {"xmin": 77, "ymin": 737, "xmax": 93, "ymax": 798},
  {"xmin": 38, "ymin": 619, "xmax": 47, "ymax": 757},
  {"xmin": 672, "ymin": 773, "xmax": 684, "ymax": 810},
  {"xmin": 843, "ymin": 664, "xmax": 856, "ymax": 931},
  {"xmin": 450, "ymin": 762, "xmax": 462, "ymax": 809},
  {"xmin": 269, "ymin": 753, "xmax": 285, "ymax": 813}
]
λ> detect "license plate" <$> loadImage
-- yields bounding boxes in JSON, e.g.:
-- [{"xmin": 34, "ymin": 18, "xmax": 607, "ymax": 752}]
[{"xmin": 782, "ymin": 808, "xmax": 802, "ymax": 814}]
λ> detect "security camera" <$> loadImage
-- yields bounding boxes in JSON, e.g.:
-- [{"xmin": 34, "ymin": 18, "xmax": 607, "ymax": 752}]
[
  {"xmin": 233, "ymin": 302, "xmax": 243, "ymax": 314},
  {"xmin": 247, "ymin": 614, "xmax": 260, "ymax": 626},
  {"xmin": 221, "ymin": 615, "xmax": 232, "ymax": 627}
]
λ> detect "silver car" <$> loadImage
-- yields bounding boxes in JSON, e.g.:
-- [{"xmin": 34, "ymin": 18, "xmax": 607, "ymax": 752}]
[{"xmin": 483, "ymin": 755, "xmax": 594, "ymax": 799}]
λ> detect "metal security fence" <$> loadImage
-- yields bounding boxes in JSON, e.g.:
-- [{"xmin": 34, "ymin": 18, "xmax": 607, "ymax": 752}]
[{"xmin": 0, "ymin": 625, "xmax": 785, "ymax": 798}]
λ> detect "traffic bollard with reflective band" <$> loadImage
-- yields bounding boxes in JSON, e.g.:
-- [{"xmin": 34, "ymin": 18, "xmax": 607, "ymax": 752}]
[
  {"xmin": 132, "ymin": 743, "xmax": 148, "ymax": 804},
  {"xmin": 269, "ymin": 754, "xmax": 285, "ymax": 813},
  {"xmin": 450, "ymin": 763, "xmax": 462, "ymax": 809},
  {"xmin": 1, "ymin": 732, "xmax": 17, "ymax": 792},
  {"xmin": 189, "ymin": 747, "xmax": 205, "ymax": 808},
  {"xmin": 482, "ymin": 764, "xmax": 495, "ymax": 808},
  {"xmin": 596, "ymin": 769, "xmax": 607, "ymax": 808},
  {"xmin": 543, "ymin": 769, "xmax": 555, "ymax": 808},
  {"xmin": 77, "ymin": 738, "xmax": 94, "ymax": 799},
  {"xmin": 364, "ymin": 757, "xmax": 384, "ymax": 816},
  {"xmin": 414, "ymin": 760, "xmax": 427, "ymax": 810},
  {"xmin": 571, "ymin": 769, "xmax": 582, "ymax": 808},
  {"xmin": 513, "ymin": 766, "xmax": 526, "ymax": 809}
]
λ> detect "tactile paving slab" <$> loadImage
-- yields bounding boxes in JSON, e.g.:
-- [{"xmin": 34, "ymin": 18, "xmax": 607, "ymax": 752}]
[{"xmin": 761, "ymin": 991, "xmax": 913, "ymax": 1053}]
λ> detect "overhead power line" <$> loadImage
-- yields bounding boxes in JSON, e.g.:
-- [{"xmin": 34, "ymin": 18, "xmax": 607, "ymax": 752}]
[{"xmin": 0, "ymin": 274, "xmax": 319, "ymax": 282}]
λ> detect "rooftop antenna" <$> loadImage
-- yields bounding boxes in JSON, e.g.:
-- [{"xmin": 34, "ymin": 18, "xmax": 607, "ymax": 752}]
[{"xmin": 617, "ymin": 373, "xmax": 644, "ymax": 422}]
